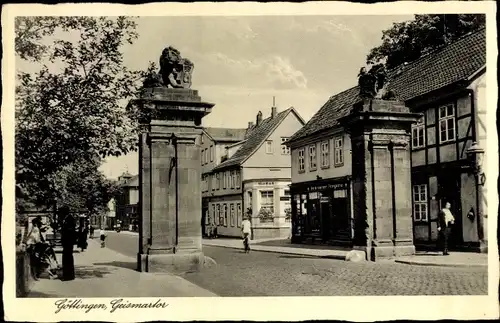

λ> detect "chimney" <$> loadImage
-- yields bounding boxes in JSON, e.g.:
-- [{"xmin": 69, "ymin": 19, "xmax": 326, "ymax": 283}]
[
  {"xmin": 248, "ymin": 121, "xmax": 254, "ymax": 129},
  {"xmin": 271, "ymin": 96, "xmax": 277, "ymax": 118},
  {"xmin": 256, "ymin": 111, "xmax": 263, "ymax": 126}
]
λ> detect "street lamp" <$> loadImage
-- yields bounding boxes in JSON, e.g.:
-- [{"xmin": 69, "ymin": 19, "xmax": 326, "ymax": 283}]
[
  {"xmin": 466, "ymin": 141, "xmax": 486, "ymax": 252},
  {"xmin": 466, "ymin": 142, "xmax": 486, "ymax": 186}
]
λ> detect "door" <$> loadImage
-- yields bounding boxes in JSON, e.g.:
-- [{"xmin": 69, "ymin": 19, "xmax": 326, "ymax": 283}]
[
  {"xmin": 438, "ymin": 174, "xmax": 463, "ymax": 248},
  {"xmin": 320, "ymin": 200, "xmax": 332, "ymax": 241}
]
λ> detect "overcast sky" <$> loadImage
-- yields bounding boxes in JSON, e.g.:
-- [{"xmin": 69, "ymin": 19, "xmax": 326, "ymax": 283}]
[{"xmin": 19, "ymin": 15, "xmax": 415, "ymax": 178}]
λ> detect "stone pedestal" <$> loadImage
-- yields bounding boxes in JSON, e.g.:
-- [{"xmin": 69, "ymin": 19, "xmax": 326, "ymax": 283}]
[
  {"xmin": 130, "ymin": 87, "xmax": 214, "ymax": 273},
  {"xmin": 340, "ymin": 99, "xmax": 421, "ymax": 261}
]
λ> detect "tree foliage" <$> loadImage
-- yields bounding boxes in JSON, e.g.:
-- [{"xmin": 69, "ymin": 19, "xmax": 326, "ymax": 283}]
[
  {"xmin": 15, "ymin": 16, "xmax": 145, "ymax": 211},
  {"xmin": 367, "ymin": 14, "xmax": 485, "ymax": 70}
]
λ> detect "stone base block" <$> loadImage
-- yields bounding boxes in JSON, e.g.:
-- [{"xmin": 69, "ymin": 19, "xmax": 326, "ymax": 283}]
[
  {"xmin": 371, "ymin": 245, "xmax": 416, "ymax": 260},
  {"xmin": 137, "ymin": 252, "xmax": 206, "ymax": 273},
  {"xmin": 345, "ymin": 250, "xmax": 366, "ymax": 262}
]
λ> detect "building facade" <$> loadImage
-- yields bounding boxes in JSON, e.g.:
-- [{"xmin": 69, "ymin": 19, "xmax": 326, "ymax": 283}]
[
  {"xmin": 115, "ymin": 172, "xmax": 139, "ymax": 231},
  {"xmin": 287, "ymin": 29, "xmax": 487, "ymax": 252},
  {"xmin": 200, "ymin": 127, "xmax": 248, "ymax": 236},
  {"xmin": 206, "ymin": 106, "xmax": 306, "ymax": 239}
]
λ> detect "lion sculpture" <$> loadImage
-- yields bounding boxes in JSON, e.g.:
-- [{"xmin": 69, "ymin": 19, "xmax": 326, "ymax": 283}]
[{"xmin": 159, "ymin": 46, "xmax": 194, "ymax": 89}]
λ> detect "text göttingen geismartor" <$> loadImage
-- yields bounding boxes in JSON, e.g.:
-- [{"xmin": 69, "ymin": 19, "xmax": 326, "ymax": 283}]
[{"xmin": 54, "ymin": 298, "xmax": 169, "ymax": 314}]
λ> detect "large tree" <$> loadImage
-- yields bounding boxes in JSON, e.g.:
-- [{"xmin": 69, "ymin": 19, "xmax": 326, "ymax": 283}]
[
  {"xmin": 15, "ymin": 16, "xmax": 144, "ymax": 211},
  {"xmin": 367, "ymin": 14, "xmax": 486, "ymax": 70}
]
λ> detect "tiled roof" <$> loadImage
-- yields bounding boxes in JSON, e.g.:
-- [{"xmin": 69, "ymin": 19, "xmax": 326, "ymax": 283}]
[
  {"xmin": 204, "ymin": 127, "xmax": 247, "ymax": 142},
  {"xmin": 288, "ymin": 28, "xmax": 486, "ymax": 143},
  {"xmin": 213, "ymin": 108, "xmax": 295, "ymax": 170}
]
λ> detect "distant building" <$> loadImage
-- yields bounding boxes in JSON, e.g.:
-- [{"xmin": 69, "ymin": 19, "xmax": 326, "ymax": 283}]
[
  {"xmin": 115, "ymin": 172, "xmax": 139, "ymax": 231},
  {"xmin": 200, "ymin": 127, "xmax": 248, "ymax": 236},
  {"xmin": 206, "ymin": 105, "xmax": 306, "ymax": 239},
  {"xmin": 286, "ymin": 29, "xmax": 487, "ymax": 252}
]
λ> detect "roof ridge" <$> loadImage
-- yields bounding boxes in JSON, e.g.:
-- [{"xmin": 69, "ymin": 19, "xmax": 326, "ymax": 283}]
[
  {"xmin": 213, "ymin": 108, "xmax": 294, "ymax": 170},
  {"xmin": 387, "ymin": 27, "xmax": 485, "ymax": 76}
]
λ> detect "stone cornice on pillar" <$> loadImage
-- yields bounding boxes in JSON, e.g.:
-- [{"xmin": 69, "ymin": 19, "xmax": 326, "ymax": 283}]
[
  {"xmin": 339, "ymin": 99, "xmax": 423, "ymax": 131},
  {"xmin": 130, "ymin": 87, "xmax": 215, "ymax": 126}
]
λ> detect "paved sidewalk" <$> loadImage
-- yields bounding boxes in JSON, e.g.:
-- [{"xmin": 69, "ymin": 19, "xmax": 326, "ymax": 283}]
[
  {"xmin": 202, "ymin": 238, "xmax": 348, "ymax": 259},
  {"xmin": 395, "ymin": 251, "xmax": 488, "ymax": 268},
  {"xmin": 28, "ymin": 239, "xmax": 217, "ymax": 298},
  {"xmin": 203, "ymin": 238, "xmax": 489, "ymax": 267}
]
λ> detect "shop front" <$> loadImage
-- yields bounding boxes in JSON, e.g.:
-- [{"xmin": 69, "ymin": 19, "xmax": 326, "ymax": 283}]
[{"xmin": 290, "ymin": 176, "xmax": 352, "ymax": 246}]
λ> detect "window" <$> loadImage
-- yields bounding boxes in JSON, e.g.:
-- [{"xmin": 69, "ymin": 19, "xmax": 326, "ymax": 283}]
[
  {"xmin": 439, "ymin": 104, "xmax": 455, "ymax": 143},
  {"xmin": 223, "ymin": 172, "xmax": 227, "ymax": 189},
  {"xmin": 224, "ymin": 204, "xmax": 228, "ymax": 226},
  {"xmin": 210, "ymin": 145, "xmax": 214, "ymax": 162},
  {"xmin": 230, "ymin": 171, "xmax": 235, "ymax": 189},
  {"xmin": 260, "ymin": 190, "xmax": 274, "ymax": 213},
  {"xmin": 320, "ymin": 140, "xmax": 330, "ymax": 168},
  {"xmin": 413, "ymin": 184, "xmax": 428, "ymax": 221},
  {"xmin": 298, "ymin": 148, "xmax": 305, "ymax": 172},
  {"xmin": 281, "ymin": 137, "xmax": 290, "ymax": 155},
  {"xmin": 216, "ymin": 204, "xmax": 220, "ymax": 225},
  {"xmin": 216, "ymin": 173, "xmax": 220, "ymax": 190},
  {"xmin": 230, "ymin": 204, "xmax": 235, "ymax": 227},
  {"xmin": 212, "ymin": 175, "xmax": 216, "ymax": 191},
  {"xmin": 236, "ymin": 171, "xmax": 241, "ymax": 189},
  {"xmin": 308, "ymin": 145, "xmax": 317, "ymax": 170},
  {"xmin": 334, "ymin": 137, "xmax": 343, "ymax": 166},
  {"xmin": 237, "ymin": 203, "xmax": 242, "ymax": 227},
  {"xmin": 265, "ymin": 140, "xmax": 273, "ymax": 154},
  {"xmin": 412, "ymin": 118, "xmax": 425, "ymax": 149}
]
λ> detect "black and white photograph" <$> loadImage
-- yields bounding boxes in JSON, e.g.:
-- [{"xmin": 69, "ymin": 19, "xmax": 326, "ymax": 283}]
[{"xmin": 2, "ymin": 2, "xmax": 498, "ymax": 322}]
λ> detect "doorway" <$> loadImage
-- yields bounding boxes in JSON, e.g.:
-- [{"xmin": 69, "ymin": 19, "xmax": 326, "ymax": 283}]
[{"xmin": 438, "ymin": 174, "xmax": 463, "ymax": 248}]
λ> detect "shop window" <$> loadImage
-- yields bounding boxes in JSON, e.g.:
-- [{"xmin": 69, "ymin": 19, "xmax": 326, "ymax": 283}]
[
  {"xmin": 237, "ymin": 203, "xmax": 242, "ymax": 227},
  {"xmin": 260, "ymin": 190, "xmax": 274, "ymax": 222},
  {"xmin": 216, "ymin": 204, "xmax": 221, "ymax": 225},
  {"xmin": 412, "ymin": 118, "xmax": 425, "ymax": 149},
  {"xmin": 265, "ymin": 140, "xmax": 273, "ymax": 154},
  {"xmin": 413, "ymin": 184, "xmax": 428, "ymax": 221},
  {"xmin": 230, "ymin": 204, "xmax": 235, "ymax": 227},
  {"xmin": 224, "ymin": 204, "xmax": 228, "ymax": 226},
  {"xmin": 308, "ymin": 145, "xmax": 317, "ymax": 171},
  {"xmin": 298, "ymin": 148, "xmax": 305, "ymax": 172},
  {"xmin": 334, "ymin": 136, "xmax": 343, "ymax": 166},
  {"xmin": 281, "ymin": 137, "xmax": 290, "ymax": 155},
  {"xmin": 320, "ymin": 140, "xmax": 330, "ymax": 168},
  {"xmin": 211, "ymin": 205, "xmax": 216, "ymax": 225},
  {"xmin": 439, "ymin": 104, "xmax": 455, "ymax": 143}
]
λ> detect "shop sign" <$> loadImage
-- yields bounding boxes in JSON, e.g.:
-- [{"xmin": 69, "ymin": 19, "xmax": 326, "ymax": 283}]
[
  {"xmin": 258, "ymin": 181, "xmax": 275, "ymax": 186},
  {"xmin": 306, "ymin": 182, "xmax": 347, "ymax": 192},
  {"xmin": 320, "ymin": 196, "xmax": 330, "ymax": 203}
]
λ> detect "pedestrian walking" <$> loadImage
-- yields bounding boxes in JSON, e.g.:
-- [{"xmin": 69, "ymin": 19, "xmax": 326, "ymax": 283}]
[
  {"xmin": 100, "ymin": 227, "xmax": 107, "ymax": 248},
  {"xmin": 241, "ymin": 216, "xmax": 252, "ymax": 253},
  {"xmin": 60, "ymin": 207, "xmax": 75, "ymax": 281},
  {"xmin": 78, "ymin": 225, "xmax": 88, "ymax": 252},
  {"xmin": 438, "ymin": 201, "xmax": 455, "ymax": 256}
]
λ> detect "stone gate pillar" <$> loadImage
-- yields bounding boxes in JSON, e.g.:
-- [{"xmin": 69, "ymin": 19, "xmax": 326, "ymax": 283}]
[
  {"xmin": 130, "ymin": 86, "xmax": 214, "ymax": 273},
  {"xmin": 340, "ymin": 99, "xmax": 421, "ymax": 260}
]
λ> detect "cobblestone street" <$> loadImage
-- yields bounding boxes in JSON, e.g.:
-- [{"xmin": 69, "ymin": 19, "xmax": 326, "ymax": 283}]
[{"xmin": 107, "ymin": 232, "xmax": 488, "ymax": 296}]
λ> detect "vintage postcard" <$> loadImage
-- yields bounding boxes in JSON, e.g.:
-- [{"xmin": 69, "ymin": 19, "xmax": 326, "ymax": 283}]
[{"xmin": 2, "ymin": 1, "xmax": 499, "ymax": 322}]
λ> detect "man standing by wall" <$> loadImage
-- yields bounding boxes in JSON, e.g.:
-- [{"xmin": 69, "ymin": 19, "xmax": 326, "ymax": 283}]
[{"xmin": 438, "ymin": 202, "xmax": 455, "ymax": 256}]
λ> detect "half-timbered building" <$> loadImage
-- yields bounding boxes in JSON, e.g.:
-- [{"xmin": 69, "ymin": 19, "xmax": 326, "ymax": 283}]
[{"xmin": 286, "ymin": 28, "xmax": 487, "ymax": 252}]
